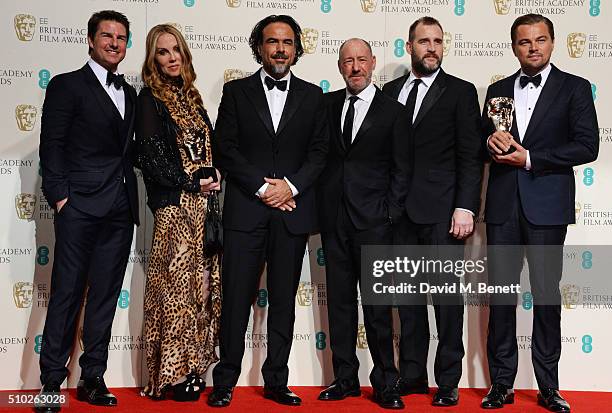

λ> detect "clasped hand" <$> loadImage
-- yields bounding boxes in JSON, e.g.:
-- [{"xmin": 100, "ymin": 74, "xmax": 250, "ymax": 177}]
[{"xmin": 261, "ymin": 178, "xmax": 296, "ymax": 212}]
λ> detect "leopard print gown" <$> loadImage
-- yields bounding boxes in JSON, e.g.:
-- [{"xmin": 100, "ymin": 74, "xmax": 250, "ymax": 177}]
[{"xmin": 143, "ymin": 89, "xmax": 221, "ymax": 398}]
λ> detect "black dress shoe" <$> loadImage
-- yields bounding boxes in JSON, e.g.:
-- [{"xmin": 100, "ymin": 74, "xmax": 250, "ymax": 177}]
[
  {"xmin": 394, "ymin": 378, "xmax": 429, "ymax": 396},
  {"xmin": 76, "ymin": 376, "xmax": 116, "ymax": 406},
  {"xmin": 34, "ymin": 382, "xmax": 62, "ymax": 413},
  {"xmin": 207, "ymin": 386, "xmax": 233, "ymax": 407},
  {"xmin": 432, "ymin": 386, "xmax": 459, "ymax": 406},
  {"xmin": 263, "ymin": 386, "xmax": 301, "ymax": 406},
  {"xmin": 537, "ymin": 388, "xmax": 570, "ymax": 412},
  {"xmin": 318, "ymin": 379, "xmax": 361, "ymax": 401},
  {"xmin": 373, "ymin": 388, "xmax": 405, "ymax": 410},
  {"xmin": 481, "ymin": 384, "xmax": 515, "ymax": 409}
]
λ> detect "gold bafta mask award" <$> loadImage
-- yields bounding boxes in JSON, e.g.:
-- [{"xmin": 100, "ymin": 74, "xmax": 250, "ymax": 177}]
[
  {"xmin": 226, "ymin": 0, "xmax": 241, "ymax": 7},
  {"xmin": 493, "ymin": 0, "xmax": 511, "ymax": 15},
  {"xmin": 487, "ymin": 97, "xmax": 515, "ymax": 154},
  {"xmin": 296, "ymin": 282, "xmax": 314, "ymax": 306},
  {"xmin": 356, "ymin": 324, "xmax": 368, "ymax": 349},
  {"xmin": 15, "ymin": 104, "xmax": 38, "ymax": 131},
  {"xmin": 443, "ymin": 32, "xmax": 452, "ymax": 56},
  {"xmin": 360, "ymin": 0, "xmax": 377, "ymax": 13},
  {"xmin": 224, "ymin": 69, "xmax": 244, "ymax": 83},
  {"xmin": 14, "ymin": 14, "xmax": 36, "ymax": 41},
  {"xmin": 13, "ymin": 282, "xmax": 34, "ymax": 308},
  {"xmin": 567, "ymin": 32, "xmax": 587, "ymax": 58},
  {"xmin": 15, "ymin": 193, "xmax": 37, "ymax": 220},
  {"xmin": 301, "ymin": 28, "xmax": 319, "ymax": 54}
]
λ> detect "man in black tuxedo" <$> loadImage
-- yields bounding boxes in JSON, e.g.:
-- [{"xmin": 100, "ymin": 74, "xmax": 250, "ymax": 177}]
[
  {"xmin": 37, "ymin": 10, "xmax": 138, "ymax": 413},
  {"xmin": 480, "ymin": 14, "xmax": 598, "ymax": 412},
  {"xmin": 317, "ymin": 38, "xmax": 409, "ymax": 410},
  {"xmin": 382, "ymin": 16, "xmax": 482, "ymax": 407},
  {"xmin": 208, "ymin": 15, "xmax": 327, "ymax": 407}
]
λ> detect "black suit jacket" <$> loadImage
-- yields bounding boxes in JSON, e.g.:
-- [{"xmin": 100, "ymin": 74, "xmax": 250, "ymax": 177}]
[
  {"xmin": 40, "ymin": 63, "xmax": 139, "ymax": 224},
  {"xmin": 383, "ymin": 69, "xmax": 483, "ymax": 224},
  {"xmin": 482, "ymin": 65, "xmax": 599, "ymax": 225},
  {"xmin": 318, "ymin": 87, "xmax": 410, "ymax": 232},
  {"xmin": 213, "ymin": 70, "xmax": 328, "ymax": 234}
]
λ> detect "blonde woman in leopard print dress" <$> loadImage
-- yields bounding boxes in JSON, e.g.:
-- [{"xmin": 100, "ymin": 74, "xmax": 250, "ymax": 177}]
[{"xmin": 136, "ymin": 24, "xmax": 221, "ymax": 401}]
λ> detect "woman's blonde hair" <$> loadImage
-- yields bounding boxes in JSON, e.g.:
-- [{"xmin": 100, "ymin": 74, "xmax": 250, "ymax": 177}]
[{"xmin": 141, "ymin": 24, "xmax": 203, "ymax": 108}]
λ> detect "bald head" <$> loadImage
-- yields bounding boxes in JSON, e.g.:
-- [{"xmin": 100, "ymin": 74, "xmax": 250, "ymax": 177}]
[{"xmin": 338, "ymin": 38, "xmax": 376, "ymax": 95}]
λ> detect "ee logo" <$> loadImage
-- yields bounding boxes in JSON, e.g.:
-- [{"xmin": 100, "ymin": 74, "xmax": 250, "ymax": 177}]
[
  {"xmin": 184, "ymin": 0, "xmax": 195, "ymax": 7},
  {"xmin": 394, "ymin": 39, "xmax": 404, "ymax": 58},
  {"xmin": 583, "ymin": 167, "xmax": 594, "ymax": 186},
  {"xmin": 34, "ymin": 335, "xmax": 43, "ymax": 354},
  {"xmin": 454, "ymin": 0, "xmax": 465, "ymax": 16},
  {"xmin": 522, "ymin": 291, "xmax": 533, "ymax": 310},
  {"xmin": 37, "ymin": 246, "xmax": 49, "ymax": 266},
  {"xmin": 316, "ymin": 331, "xmax": 327, "ymax": 350},
  {"xmin": 591, "ymin": 83, "xmax": 597, "ymax": 101},
  {"xmin": 257, "ymin": 289, "xmax": 268, "ymax": 307},
  {"xmin": 127, "ymin": 31, "xmax": 133, "ymax": 49},
  {"xmin": 582, "ymin": 335, "xmax": 593, "ymax": 353},
  {"xmin": 38, "ymin": 69, "xmax": 51, "ymax": 89},
  {"xmin": 316, "ymin": 248, "xmax": 325, "ymax": 267},
  {"xmin": 582, "ymin": 251, "xmax": 593, "ymax": 269},
  {"xmin": 118, "ymin": 290, "xmax": 130, "ymax": 309},
  {"xmin": 319, "ymin": 80, "xmax": 330, "ymax": 93},
  {"xmin": 590, "ymin": 0, "xmax": 600, "ymax": 16},
  {"xmin": 321, "ymin": 0, "xmax": 331, "ymax": 13}
]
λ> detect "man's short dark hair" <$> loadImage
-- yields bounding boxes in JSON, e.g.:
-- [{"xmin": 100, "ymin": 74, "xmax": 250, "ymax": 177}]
[
  {"xmin": 248, "ymin": 15, "xmax": 304, "ymax": 65},
  {"xmin": 87, "ymin": 10, "xmax": 130, "ymax": 53},
  {"xmin": 511, "ymin": 13, "xmax": 554, "ymax": 44},
  {"xmin": 408, "ymin": 16, "xmax": 443, "ymax": 42}
]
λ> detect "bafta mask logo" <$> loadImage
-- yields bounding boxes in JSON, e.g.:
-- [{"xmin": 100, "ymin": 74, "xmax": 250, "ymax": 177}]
[
  {"xmin": 360, "ymin": 0, "xmax": 377, "ymax": 13},
  {"xmin": 567, "ymin": 32, "xmax": 587, "ymax": 58},
  {"xmin": 15, "ymin": 104, "xmax": 37, "ymax": 131},
  {"xmin": 224, "ymin": 69, "xmax": 244, "ymax": 83},
  {"xmin": 575, "ymin": 201, "xmax": 582, "ymax": 222},
  {"xmin": 493, "ymin": 0, "xmax": 512, "ymax": 15},
  {"xmin": 13, "ymin": 282, "xmax": 34, "ymax": 308},
  {"xmin": 15, "ymin": 193, "xmax": 37, "ymax": 220},
  {"xmin": 490, "ymin": 74, "xmax": 506, "ymax": 84},
  {"xmin": 356, "ymin": 324, "xmax": 368, "ymax": 349},
  {"xmin": 443, "ymin": 32, "xmax": 452, "ymax": 56},
  {"xmin": 561, "ymin": 284, "xmax": 581, "ymax": 310},
  {"xmin": 301, "ymin": 28, "xmax": 319, "ymax": 54},
  {"xmin": 169, "ymin": 22, "xmax": 183, "ymax": 33},
  {"xmin": 14, "ymin": 14, "xmax": 36, "ymax": 42},
  {"xmin": 296, "ymin": 282, "xmax": 314, "ymax": 306},
  {"xmin": 226, "ymin": 0, "xmax": 241, "ymax": 7}
]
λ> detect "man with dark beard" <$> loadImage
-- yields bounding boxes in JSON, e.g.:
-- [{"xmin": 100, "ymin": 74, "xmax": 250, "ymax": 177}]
[
  {"xmin": 208, "ymin": 15, "xmax": 328, "ymax": 407},
  {"xmin": 382, "ymin": 16, "xmax": 482, "ymax": 407}
]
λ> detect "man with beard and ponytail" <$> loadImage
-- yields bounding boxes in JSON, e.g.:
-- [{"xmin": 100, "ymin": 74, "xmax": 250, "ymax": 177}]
[
  {"xmin": 382, "ymin": 16, "xmax": 482, "ymax": 407},
  {"xmin": 208, "ymin": 15, "xmax": 328, "ymax": 407}
]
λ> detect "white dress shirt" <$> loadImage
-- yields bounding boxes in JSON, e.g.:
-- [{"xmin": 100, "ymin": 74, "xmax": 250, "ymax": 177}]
[
  {"xmin": 397, "ymin": 68, "xmax": 440, "ymax": 123},
  {"xmin": 256, "ymin": 69, "xmax": 298, "ymax": 198},
  {"xmin": 88, "ymin": 58, "xmax": 125, "ymax": 119},
  {"xmin": 341, "ymin": 82, "xmax": 376, "ymax": 142},
  {"xmin": 513, "ymin": 63, "xmax": 552, "ymax": 170}
]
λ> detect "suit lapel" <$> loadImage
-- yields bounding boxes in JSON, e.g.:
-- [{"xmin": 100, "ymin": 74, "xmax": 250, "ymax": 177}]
[
  {"xmin": 331, "ymin": 91, "xmax": 346, "ymax": 152},
  {"xmin": 276, "ymin": 74, "xmax": 306, "ymax": 136},
  {"xmin": 351, "ymin": 87, "xmax": 382, "ymax": 149},
  {"xmin": 413, "ymin": 69, "xmax": 447, "ymax": 128},
  {"xmin": 121, "ymin": 85, "xmax": 136, "ymax": 155},
  {"xmin": 504, "ymin": 71, "xmax": 520, "ymax": 140},
  {"xmin": 244, "ymin": 70, "xmax": 275, "ymax": 139},
  {"xmin": 522, "ymin": 65, "xmax": 564, "ymax": 146},
  {"xmin": 82, "ymin": 64, "xmax": 123, "ymax": 130}
]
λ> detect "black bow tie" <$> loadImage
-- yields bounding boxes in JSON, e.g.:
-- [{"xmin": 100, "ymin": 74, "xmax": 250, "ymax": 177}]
[
  {"xmin": 264, "ymin": 76, "xmax": 287, "ymax": 91},
  {"xmin": 519, "ymin": 74, "xmax": 542, "ymax": 88},
  {"xmin": 106, "ymin": 71, "xmax": 124, "ymax": 90}
]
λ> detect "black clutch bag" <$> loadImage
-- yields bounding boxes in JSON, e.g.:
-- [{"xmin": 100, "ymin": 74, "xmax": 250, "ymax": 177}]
[{"xmin": 204, "ymin": 191, "xmax": 223, "ymax": 257}]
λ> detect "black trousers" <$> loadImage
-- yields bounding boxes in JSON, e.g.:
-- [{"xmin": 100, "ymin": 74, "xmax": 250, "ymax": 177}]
[
  {"xmin": 212, "ymin": 211, "xmax": 308, "ymax": 387},
  {"xmin": 394, "ymin": 218, "xmax": 465, "ymax": 388},
  {"xmin": 40, "ymin": 187, "xmax": 133, "ymax": 384},
  {"xmin": 321, "ymin": 203, "xmax": 398, "ymax": 391},
  {"xmin": 486, "ymin": 200, "xmax": 566, "ymax": 390}
]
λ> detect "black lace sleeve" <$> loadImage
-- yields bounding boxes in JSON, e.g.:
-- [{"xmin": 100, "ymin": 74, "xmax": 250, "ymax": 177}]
[{"xmin": 135, "ymin": 89, "xmax": 200, "ymax": 193}]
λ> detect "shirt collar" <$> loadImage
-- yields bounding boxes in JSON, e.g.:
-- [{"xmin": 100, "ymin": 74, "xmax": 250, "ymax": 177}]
[
  {"xmin": 407, "ymin": 67, "xmax": 440, "ymax": 89},
  {"xmin": 345, "ymin": 82, "xmax": 376, "ymax": 103},
  {"xmin": 88, "ymin": 58, "xmax": 120, "ymax": 86},
  {"xmin": 518, "ymin": 63, "xmax": 552, "ymax": 88},
  {"xmin": 260, "ymin": 68, "xmax": 291, "ymax": 90}
]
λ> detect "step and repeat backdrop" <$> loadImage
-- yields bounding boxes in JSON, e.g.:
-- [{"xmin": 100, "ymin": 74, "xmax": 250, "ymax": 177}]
[{"xmin": 2, "ymin": 0, "xmax": 611, "ymax": 392}]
